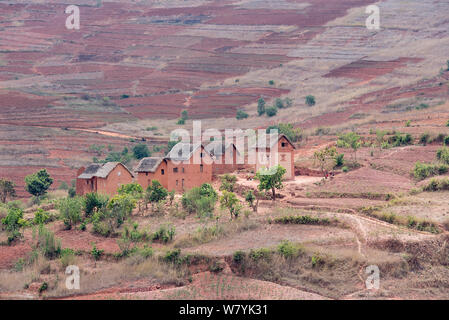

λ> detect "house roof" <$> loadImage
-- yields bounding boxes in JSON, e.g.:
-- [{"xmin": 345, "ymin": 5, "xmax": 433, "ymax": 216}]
[
  {"xmin": 204, "ymin": 141, "xmax": 239, "ymax": 157},
  {"xmin": 135, "ymin": 157, "xmax": 164, "ymax": 173},
  {"xmin": 166, "ymin": 142, "xmax": 203, "ymax": 161},
  {"xmin": 78, "ymin": 162, "xmax": 134, "ymax": 179},
  {"xmin": 255, "ymin": 134, "xmax": 296, "ymax": 150}
]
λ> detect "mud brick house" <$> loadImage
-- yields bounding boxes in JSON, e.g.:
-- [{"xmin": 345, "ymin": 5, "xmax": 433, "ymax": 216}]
[
  {"xmin": 136, "ymin": 143, "xmax": 213, "ymax": 193},
  {"xmin": 76, "ymin": 162, "xmax": 134, "ymax": 196},
  {"xmin": 255, "ymin": 134, "xmax": 296, "ymax": 180},
  {"xmin": 205, "ymin": 141, "xmax": 240, "ymax": 175}
]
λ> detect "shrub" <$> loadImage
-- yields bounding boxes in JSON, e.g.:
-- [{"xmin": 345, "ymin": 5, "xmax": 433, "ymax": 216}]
[
  {"xmin": 277, "ymin": 240, "xmax": 303, "ymax": 259},
  {"xmin": 419, "ymin": 133, "xmax": 430, "ymax": 145},
  {"xmin": 275, "ymin": 98, "xmax": 285, "ymax": 109},
  {"xmin": 305, "ymin": 95, "xmax": 316, "ymax": 106},
  {"xmin": 268, "ymin": 80, "xmax": 275, "ymax": 85},
  {"xmin": 58, "ymin": 197, "xmax": 83, "ymax": 229},
  {"xmin": 1, "ymin": 207, "xmax": 26, "ymax": 244},
  {"xmin": 91, "ymin": 243, "xmax": 104, "ymax": 261},
  {"xmin": 177, "ymin": 118, "xmax": 186, "ymax": 125},
  {"xmin": 233, "ymin": 250, "xmax": 245, "ymax": 264},
  {"xmin": 436, "ymin": 147, "xmax": 449, "ymax": 165},
  {"xmin": 334, "ymin": 153, "xmax": 345, "ymax": 168},
  {"xmin": 249, "ymin": 248, "xmax": 271, "ymax": 261},
  {"xmin": 164, "ymin": 249, "xmax": 181, "ymax": 264},
  {"xmin": 265, "ymin": 106, "xmax": 277, "ymax": 117},
  {"xmin": 342, "ymin": 166, "xmax": 349, "ymax": 173},
  {"xmin": 423, "ymin": 178, "xmax": 449, "ymax": 192},
  {"xmin": 236, "ymin": 110, "xmax": 249, "ymax": 120},
  {"xmin": 34, "ymin": 208, "xmax": 50, "ymax": 225},
  {"xmin": 405, "ymin": 120, "xmax": 411, "ymax": 127},
  {"xmin": 152, "ymin": 224, "xmax": 176, "ymax": 243},
  {"xmin": 273, "ymin": 215, "xmax": 330, "ymax": 225},
  {"xmin": 181, "ymin": 184, "xmax": 217, "ymax": 217},
  {"xmin": 444, "ymin": 136, "xmax": 449, "ymax": 146},
  {"xmin": 83, "ymin": 192, "xmax": 108, "ymax": 218},
  {"xmin": 413, "ymin": 162, "xmax": 448, "ymax": 180},
  {"xmin": 219, "ymin": 174, "xmax": 237, "ymax": 192}
]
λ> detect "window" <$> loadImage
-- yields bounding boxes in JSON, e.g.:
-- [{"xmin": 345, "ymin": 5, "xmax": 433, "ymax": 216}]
[
  {"xmin": 200, "ymin": 164, "xmax": 204, "ymax": 173},
  {"xmin": 200, "ymin": 152, "xmax": 204, "ymax": 158},
  {"xmin": 182, "ymin": 179, "xmax": 185, "ymax": 188},
  {"xmin": 173, "ymin": 168, "xmax": 178, "ymax": 173},
  {"xmin": 282, "ymin": 142, "xmax": 287, "ymax": 148},
  {"xmin": 146, "ymin": 173, "xmax": 148, "ymax": 176},
  {"xmin": 182, "ymin": 167, "xmax": 185, "ymax": 173},
  {"xmin": 161, "ymin": 169, "xmax": 165, "ymax": 175},
  {"xmin": 176, "ymin": 180, "xmax": 178, "ymax": 186}
]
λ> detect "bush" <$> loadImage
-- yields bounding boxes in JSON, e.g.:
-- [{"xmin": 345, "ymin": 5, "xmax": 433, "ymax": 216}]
[
  {"xmin": 268, "ymin": 80, "xmax": 275, "ymax": 85},
  {"xmin": 83, "ymin": 193, "xmax": 108, "ymax": 218},
  {"xmin": 233, "ymin": 250, "xmax": 245, "ymax": 264},
  {"xmin": 164, "ymin": 248, "xmax": 181, "ymax": 264},
  {"xmin": 273, "ymin": 215, "xmax": 330, "ymax": 225},
  {"xmin": 444, "ymin": 136, "xmax": 449, "ymax": 146},
  {"xmin": 34, "ymin": 208, "xmax": 50, "ymax": 225},
  {"xmin": 58, "ymin": 197, "xmax": 83, "ymax": 229},
  {"xmin": 249, "ymin": 248, "xmax": 271, "ymax": 261},
  {"xmin": 419, "ymin": 133, "xmax": 430, "ymax": 145},
  {"xmin": 277, "ymin": 240, "xmax": 303, "ymax": 259},
  {"xmin": 257, "ymin": 97, "xmax": 266, "ymax": 116},
  {"xmin": 436, "ymin": 147, "xmax": 449, "ymax": 165},
  {"xmin": 305, "ymin": 95, "xmax": 316, "ymax": 106},
  {"xmin": 219, "ymin": 174, "xmax": 237, "ymax": 192},
  {"xmin": 413, "ymin": 162, "xmax": 448, "ymax": 180},
  {"xmin": 334, "ymin": 153, "xmax": 345, "ymax": 168},
  {"xmin": 423, "ymin": 178, "xmax": 449, "ymax": 192},
  {"xmin": 91, "ymin": 243, "xmax": 104, "ymax": 261},
  {"xmin": 236, "ymin": 110, "xmax": 249, "ymax": 120},
  {"xmin": 152, "ymin": 224, "xmax": 176, "ymax": 243},
  {"xmin": 265, "ymin": 106, "xmax": 278, "ymax": 117},
  {"xmin": 181, "ymin": 184, "xmax": 217, "ymax": 217}
]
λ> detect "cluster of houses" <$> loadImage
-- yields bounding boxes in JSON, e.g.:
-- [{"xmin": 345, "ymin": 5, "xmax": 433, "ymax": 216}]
[{"xmin": 76, "ymin": 135, "xmax": 295, "ymax": 196}]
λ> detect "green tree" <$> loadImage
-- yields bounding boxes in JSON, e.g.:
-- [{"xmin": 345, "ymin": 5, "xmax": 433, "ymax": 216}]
[
  {"xmin": 305, "ymin": 95, "xmax": 316, "ymax": 106},
  {"xmin": 0, "ymin": 178, "xmax": 16, "ymax": 203},
  {"xmin": 255, "ymin": 165, "xmax": 286, "ymax": 202},
  {"xmin": 266, "ymin": 106, "xmax": 278, "ymax": 117},
  {"xmin": 106, "ymin": 194, "xmax": 137, "ymax": 229},
  {"xmin": 257, "ymin": 97, "xmax": 266, "ymax": 116},
  {"xmin": 1, "ymin": 207, "xmax": 27, "ymax": 244},
  {"xmin": 220, "ymin": 191, "xmax": 242, "ymax": 220},
  {"xmin": 219, "ymin": 174, "xmax": 237, "ymax": 192},
  {"xmin": 181, "ymin": 110, "xmax": 189, "ymax": 121},
  {"xmin": 132, "ymin": 144, "xmax": 150, "ymax": 160},
  {"xmin": 58, "ymin": 197, "xmax": 83, "ymax": 230},
  {"xmin": 25, "ymin": 169, "xmax": 53, "ymax": 198},
  {"xmin": 337, "ymin": 132, "xmax": 361, "ymax": 162},
  {"xmin": 146, "ymin": 180, "xmax": 168, "ymax": 210},
  {"xmin": 83, "ymin": 193, "xmax": 109, "ymax": 218}
]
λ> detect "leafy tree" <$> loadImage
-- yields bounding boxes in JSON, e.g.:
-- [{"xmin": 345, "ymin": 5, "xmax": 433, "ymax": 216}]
[
  {"xmin": 334, "ymin": 153, "xmax": 345, "ymax": 168},
  {"xmin": 305, "ymin": 95, "xmax": 316, "ymax": 106},
  {"xmin": 58, "ymin": 197, "xmax": 83, "ymax": 229},
  {"xmin": 25, "ymin": 169, "xmax": 53, "ymax": 198},
  {"xmin": 0, "ymin": 178, "xmax": 16, "ymax": 203},
  {"xmin": 132, "ymin": 144, "xmax": 150, "ymax": 160},
  {"xmin": 236, "ymin": 110, "xmax": 249, "ymax": 120},
  {"xmin": 200, "ymin": 183, "xmax": 218, "ymax": 200},
  {"xmin": 220, "ymin": 191, "xmax": 242, "ymax": 220},
  {"xmin": 337, "ymin": 132, "xmax": 361, "ymax": 162},
  {"xmin": 266, "ymin": 106, "xmax": 278, "ymax": 117},
  {"xmin": 177, "ymin": 118, "xmax": 186, "ymax": 125},
  {"xmin": 257, "ymin": 97, "xmax": 266, "ymax": 116},
  {"xmin": 83, "ymin": 192, "xmax": 109, "ymax": 218},
  {"xmin": 181, "ymin": 183, "xmax": 217, "ymax": 217},
  {"xmin": 1, "ymin": 207, "xmax": 26, "ymax": 244},
  {"xmin": 146, "ymin": 180, "xmax": 168, "ymax": 210},
  {"xmin": 255, "ymin": 165, "xmax": 286, "ymax": 202},
  {"xmin": 314, "ymin": 146, "xmax": 337, "ymax": 177},
  {"xmin": 245, "ymin": 190, "xmax": 259, "ymax": 213},
  {"xmin": 34, "ymin": 208, "xmax": 50, "ymax": 225}
]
